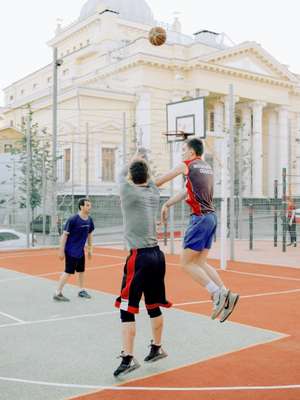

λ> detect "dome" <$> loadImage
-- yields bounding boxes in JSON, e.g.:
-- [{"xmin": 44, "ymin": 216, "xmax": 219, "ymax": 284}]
[{"xmin": 79, "ymin": 0, "xmax": 154, "ymax": 25}]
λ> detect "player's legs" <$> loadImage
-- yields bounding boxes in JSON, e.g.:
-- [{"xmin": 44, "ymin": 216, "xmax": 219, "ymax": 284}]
[
  {"xmin": 78, "ymin": 271, "xmax": 84, "ymax": 289},
  {"xmin": 76, "ymin": 255, "xmax": 91, "ymax": 298},
  {"xmin": 113, "ymin": 310, "xmax": 140, "ymax": 377},
  {"xmin": 180, "ymin": 248, "xmax": 210, "ymax": 285},
  {"xmin": 180, "ymin": 248, "xmax": 229, "ymax": 319},
  {"xmin": 56, "ymin": 272, "xmax": 70, "ymax": 295},
  {"xmin": 147, "ymin": 308, "xmax": 163, "ymax": 345},
  {"xmin": 121, "ymin": 311, "xmax": 136, "ymax": 355},
  {"xmin": 54, "ymin": 254, "xmax": 75, "ymax": 301}
]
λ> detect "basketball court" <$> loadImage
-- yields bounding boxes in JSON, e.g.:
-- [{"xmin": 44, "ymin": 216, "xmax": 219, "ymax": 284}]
[{"xmin": 0, "ymin": 247, "xmax": 299, "ymax": 400}]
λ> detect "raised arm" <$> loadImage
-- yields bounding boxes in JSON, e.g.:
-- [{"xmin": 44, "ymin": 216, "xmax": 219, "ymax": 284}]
[{"xmin": 154, "ymin": 163, "xmax": 187, "ymax": 187}]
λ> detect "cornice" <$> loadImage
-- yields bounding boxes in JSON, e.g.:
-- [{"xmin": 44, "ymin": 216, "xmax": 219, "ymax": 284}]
[{"xmin": 80, "ymin": 52, "xmax": 296, "ymax": 90}]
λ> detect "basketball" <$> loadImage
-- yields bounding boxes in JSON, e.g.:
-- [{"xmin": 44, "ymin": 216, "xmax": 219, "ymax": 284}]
[{"xmin": 148, "ymin": 26, "xmax": 167, "ymax": 46}]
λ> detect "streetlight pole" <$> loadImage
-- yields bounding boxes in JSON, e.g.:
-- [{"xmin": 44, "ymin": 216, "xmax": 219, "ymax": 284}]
[{"xmin": 50, "ymin": 47, "xmax": 62, "ymax": 242}]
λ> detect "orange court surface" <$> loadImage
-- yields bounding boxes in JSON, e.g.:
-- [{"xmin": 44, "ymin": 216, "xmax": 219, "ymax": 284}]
[{"xmin": 0, "ymin": 245, "xmax": 299, "ymax": 400}]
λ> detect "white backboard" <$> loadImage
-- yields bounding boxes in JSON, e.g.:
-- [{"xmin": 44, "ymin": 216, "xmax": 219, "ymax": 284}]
[{"xmin": 166, "ymin": 97, "xmax": 206, "ymax": 142}]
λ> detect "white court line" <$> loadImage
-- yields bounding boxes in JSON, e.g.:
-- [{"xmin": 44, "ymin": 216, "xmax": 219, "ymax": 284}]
[
  {"xmin": 0, "ymin": 263, "xmax": 121, "ymax": 283},
  {"xmin": 0, "ymin": 376, "xmax": 299, "ymax": 391},
  {"xmin": 1, "ymin": 250, "xmax": 299, "ymax": 282},
  {"xmin": 174, "ymin": 288, "xmax": 300, "ymax": 307},
  {"xmin": 93, "ymin": 253, "xmax": 300, "ymax": 282},
  {"xmin": 0, "ymin": 251, "xmax": 55, "ymax": 260},
  {"xmin": 0, "ymin": 311, "xmax": 24, "ymax": 323},
  {"xmin": 0, "ymin": 309, "xmax": 119, "ymax": 329},
  {"xmin": 0, "ymin": 287, "xmax": 299, "ymax": 329}
]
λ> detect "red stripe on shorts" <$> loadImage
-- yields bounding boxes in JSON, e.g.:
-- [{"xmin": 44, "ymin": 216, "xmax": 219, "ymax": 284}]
[{"xmin": 121, "ymin": 249, "xmax": 137, "ymax": 300}]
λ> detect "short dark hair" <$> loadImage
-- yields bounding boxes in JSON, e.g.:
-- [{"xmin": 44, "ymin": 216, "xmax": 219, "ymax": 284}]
[
  {"xmin": 129, "ymin": 160, "xmax": 149, "ymax": 184},
  {"xmin": 78, "ymin": 198, "xmax": 91, "ymax": 210},
  {"xmin": 186, "ymin": 138, "xmax": 204, "ymax": 156}
]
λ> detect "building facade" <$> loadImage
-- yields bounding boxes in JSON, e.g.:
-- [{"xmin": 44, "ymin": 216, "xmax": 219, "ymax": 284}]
[{"xmin": 1, "ymin": 0, "xmax": 300, "ymax": 198}]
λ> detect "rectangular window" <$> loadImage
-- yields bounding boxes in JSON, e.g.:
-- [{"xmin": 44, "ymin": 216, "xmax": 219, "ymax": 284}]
[
  {"xmin": 209, "ymin": 111, "xmax": 215, "ymax": 131},
  {"xmin": 102, "ymin": 148, "xmax": 115, "ymax": 182},
  {"xmin": 4, "ymin": 144, "xmax": 13, "ymax": 153},
  {"xmin": 64, "ymin": 148, "xmax": 71, "ymax": 182}
]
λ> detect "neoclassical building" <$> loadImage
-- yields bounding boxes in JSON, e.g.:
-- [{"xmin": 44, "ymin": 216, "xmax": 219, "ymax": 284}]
[{"xmin": 1, "ymin": 0, "xmax": 300, "ymax": 198}]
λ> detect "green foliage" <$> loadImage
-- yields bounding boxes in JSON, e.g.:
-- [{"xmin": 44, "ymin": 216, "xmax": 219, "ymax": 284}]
[{"xmin": 14, "ymin": 106, "xmax": 52, "ymax": 214}]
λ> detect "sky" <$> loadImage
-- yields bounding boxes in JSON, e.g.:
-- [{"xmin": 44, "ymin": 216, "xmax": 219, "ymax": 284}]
[{"xmin": 1, "ymin": 0, "xmax": 299, "ymax": 106}]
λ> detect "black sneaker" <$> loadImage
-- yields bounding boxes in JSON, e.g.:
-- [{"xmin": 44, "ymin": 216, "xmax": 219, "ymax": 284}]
[
  {"xmin": 144, "ymin": 341, "xmax": 167, "ymax": 362},
  {"xmin": 78, "ymin": 290, "xmax": 91, "ymax": 299},
  {"xmin": 113, "ymin": 353, "xmax": 140, "ymax": 377},
  {"xmin": 53, "ymin": 293, "xmax": 70, "ymax": 302}
]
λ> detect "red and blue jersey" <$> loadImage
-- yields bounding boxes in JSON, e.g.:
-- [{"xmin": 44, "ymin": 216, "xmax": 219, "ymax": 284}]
[{"xmin": 184, "ymin": 157, "xmax": 215, "ymax": 216}]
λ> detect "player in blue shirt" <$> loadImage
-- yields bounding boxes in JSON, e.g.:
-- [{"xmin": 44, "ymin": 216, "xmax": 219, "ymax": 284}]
[{"xmin": 53, "ymin": 198, "xmax": 95, "ymax": 301}]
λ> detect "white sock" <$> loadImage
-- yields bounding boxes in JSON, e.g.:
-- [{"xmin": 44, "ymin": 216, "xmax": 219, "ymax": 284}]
[{"xmin": 205, "ymin": 281, "xmax": 220, "ymax": 295}]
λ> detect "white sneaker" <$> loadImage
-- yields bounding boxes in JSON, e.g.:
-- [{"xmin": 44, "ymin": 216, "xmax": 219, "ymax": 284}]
[
  {"xmin": 220, "ymin": 292, "xmax": 239, "ymax": 323},
  {"xmin": 211, "ymin": 288, "xmax": 230, "ymax": 320}
]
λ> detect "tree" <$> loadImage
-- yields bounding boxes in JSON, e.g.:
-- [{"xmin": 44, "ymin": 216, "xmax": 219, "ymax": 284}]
[{"xmin": 14, "ymin": 106, "xmax": 52, "ymax": 246}]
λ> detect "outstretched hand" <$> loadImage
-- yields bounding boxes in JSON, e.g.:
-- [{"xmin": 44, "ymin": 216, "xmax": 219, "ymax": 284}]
[{"xmin": 131, "ymin": 147, "xmax": 148, "ymax": 162}]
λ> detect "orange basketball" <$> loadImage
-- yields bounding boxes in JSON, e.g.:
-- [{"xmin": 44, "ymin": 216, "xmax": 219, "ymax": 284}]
[{"xmin": 149, "ymin": 26, "xmax": 167, "ymax": 46}]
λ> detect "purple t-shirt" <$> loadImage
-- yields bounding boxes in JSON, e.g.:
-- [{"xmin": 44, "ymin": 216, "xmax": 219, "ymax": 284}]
[{"xmin": 64, "ymin": 214, "xmax": 95, "ymax": 258}]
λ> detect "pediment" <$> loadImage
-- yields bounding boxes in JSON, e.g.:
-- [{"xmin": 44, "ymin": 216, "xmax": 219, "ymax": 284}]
[
  {"xmin": 219, "ymin": 55, "xmax": 277, "ymax": 77},
  {"xmin": 202, "ymin": 42, "xmax": 298, "ymax": 82}
]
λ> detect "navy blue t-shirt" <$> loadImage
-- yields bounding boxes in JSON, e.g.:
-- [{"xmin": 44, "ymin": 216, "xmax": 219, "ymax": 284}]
[{"xmin": 64, "ymin": 214, "xmax": 95, "ymax": 258}]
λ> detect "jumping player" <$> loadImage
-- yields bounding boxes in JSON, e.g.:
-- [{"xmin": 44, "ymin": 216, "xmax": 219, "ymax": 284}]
[
  {"xmin": 155, "ymin": 138, "xmax": 239, "ymax": 323},
  {"xmin": 113, "ymin": 150, "xmax": 171, "ymax": 377}
]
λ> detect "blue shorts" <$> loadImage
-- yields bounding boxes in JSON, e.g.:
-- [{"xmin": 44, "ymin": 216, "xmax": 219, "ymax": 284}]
[{"xmin": 183, "ymin": 213, "xmax": 217, "ymax": 251}]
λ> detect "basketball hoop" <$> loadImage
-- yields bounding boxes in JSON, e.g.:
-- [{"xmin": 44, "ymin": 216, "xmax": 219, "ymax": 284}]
[{"xmin": 163, "ymin": 131, "xmax": 194, "ymax": 143}]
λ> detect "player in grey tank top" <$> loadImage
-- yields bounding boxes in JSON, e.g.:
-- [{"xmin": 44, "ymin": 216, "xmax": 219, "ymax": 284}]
[{"xmin": 113, "ymin": 150, "xmax": 170, "ymax": 377}]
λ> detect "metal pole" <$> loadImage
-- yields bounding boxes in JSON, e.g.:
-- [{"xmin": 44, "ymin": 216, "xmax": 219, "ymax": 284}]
[
  {"xmin": 50, "ymin": 46, "xmax": 59, "ymax": 240},
  {"xmin": 42, "ymin": 145, "xmax": 46, "ymax": 245},
  {"xmin": 282, "ymin": 168, "xmax": 287, "ymax": 252},
  {"xmin": 238, "ymin": 126, "xmax": 243, "ymax": 239},
  {"xmin": 25, "ymin": 113, "xmax": 31, "ymax": 248},
  {"xmin": 229, "ymin": 84, "xmax": 235, "ymax": 260},
  {"xmin": 122, "ymin": 112, "xmax": 127, "ymax": 250},
  {"xmin": 122, "ymin": 112, "xmax": 127, "ymax": 166},
  {"xmin": 180, "ymin": 175, "xmax": 185, "ymax": 243},
  {"xmin": 169, "ymin": 141, "xmax": 175, "ymax": 254},
  {"xmin": 85, "ymin": 122, "xmax": 89, "ymax": 197},
  {"xmin": 220, "ymin": 136, "xmax": 228, "ymax": 270},
  {"xmin": 12, "ymin": 155, "xmax": 16, "ymax": 226},
  {"xmin": 274, "ymin": 179, "xmax": 278, "ymax": 247},
  {"xmin": 249, "ymin": 203, "xmax": 253, "ymax": 250},
  {"xmin": 71, "ymin": 141, "xmax": 75, "ymax": 214}
]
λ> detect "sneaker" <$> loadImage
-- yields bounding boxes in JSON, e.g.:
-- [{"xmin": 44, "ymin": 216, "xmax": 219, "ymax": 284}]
[
  {"xmin": 53, "ymin": 293, "xmax": 70, "ymax": 302},
  {"xmin": 220, "ymin": 292, "xmax": 239, "ymax": 323},
  {"xmin": 78, "ymin": 290, "xmax": 91, "ymax": 299},
  {"xmin": 144, "ymin": 341, "xmax": 168, "ymax": 362},
  {"xmin": 113, "ymin": 352, "xmax": 140, "ymax": 377},
  {"xmin": 211, "ymin": 288, "xmax": 230, "ymax": 320}
]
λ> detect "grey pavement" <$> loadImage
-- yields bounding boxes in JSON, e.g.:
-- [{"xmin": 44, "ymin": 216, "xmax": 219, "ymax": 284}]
[{"xmin": 0, "ymin": 268, "xmax": 284, "ymax": 400}]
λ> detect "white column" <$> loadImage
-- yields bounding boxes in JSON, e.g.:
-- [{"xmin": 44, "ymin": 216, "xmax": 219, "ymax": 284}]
[
  {"xmin": 213, "ymin": 102, "xmax": 224, "ymax": 197},
  {"xmin": 268, "ymin": 110, "xmax": 278, "ymax": 197},
  {"xmin": 277, "ymin": 106, "xmax": 289, "ymax": 183},
  {"xmin": 135, "ymin": 91, "xmax": 151, "ymax": 149},
  {"xmin": 223, "ymin": 95, "xmax": 239, "ymax": 189},
  {"xmin": 240, "ymin": 105, "xmax": 252, "ymax": 197},
  {"xmin": 250, "ymin": 101, "xmax": 266, "ymax": 197}
]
